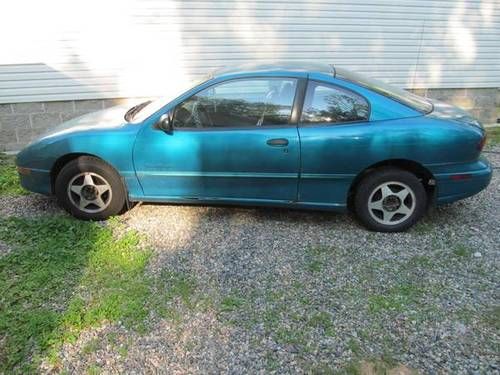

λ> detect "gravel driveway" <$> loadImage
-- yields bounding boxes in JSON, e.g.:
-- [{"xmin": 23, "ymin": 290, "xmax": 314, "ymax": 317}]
[{"xmin": 1, "ymin": 148, "xmax": 499, "ymax": 374}]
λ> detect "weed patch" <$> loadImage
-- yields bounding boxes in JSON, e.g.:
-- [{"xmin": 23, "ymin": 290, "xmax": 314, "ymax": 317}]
[
  {"xmin": 220, "ymin": 295, "xmax": 246, "ymax": 312},
  {"xmin": 486, "ymin": 127, "xmax": 500, "ymax": 145},
  {"xmin": 0, "ymin": 154, "xmax": 28, "ymax": 196},
  {"xmin": 453, "ymin": 244, "xmax": 472, "ymax": 258},
  {"xmin": 308, "ymin": 311, "xmax": 335, "ymax": 336},
  {"xmin": 368, "ymin": 284, "xmax": 423, "ymax": 314}
]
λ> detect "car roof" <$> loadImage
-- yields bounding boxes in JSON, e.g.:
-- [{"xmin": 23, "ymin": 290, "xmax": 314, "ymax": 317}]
[{"xmin": 211, "ymin": 61, "xmax": 335, "ymax": 78}]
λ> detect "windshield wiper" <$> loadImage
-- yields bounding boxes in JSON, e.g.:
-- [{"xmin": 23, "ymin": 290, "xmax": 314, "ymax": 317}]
[{"xmin": 124, "ymin": 100, "xmax": 152, "ymax": 122}]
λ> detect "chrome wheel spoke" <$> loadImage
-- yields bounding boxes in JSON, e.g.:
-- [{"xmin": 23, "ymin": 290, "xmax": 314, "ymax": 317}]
[
  {"xmin": 368, "ymin": 198, "xmax": 383, "ymax": 211},
  {"xmin": 79, "ymin": 197, "xmax": 91, "ymax": 209},
  {"xmin": 94, "ymin": 196, "xmax": 107, "ymax": 209},
  {"xmin": 83, "ymin": 173, "xmax": 95, "ymax": 186},
  {"xmin": 70, "ymin": 184, "xmax": 83, "ymax": 195},
  {"xmin": 96, "ymin": 184, "xmax": 110, "ymax": 195},
  {"xmin": 396, "ymin": 188, "xmax": 410, "ymax": 202},
  {"xmin": 382, "ymin": 210, "xmax": 396, "ymax": 223},
  {"xmin": 395, "ymin": 203, "xmax": 412, "ymax": 216},
  {"xmin": 381, "ymin": 185, "xmax": 393, "ymax": 199}
]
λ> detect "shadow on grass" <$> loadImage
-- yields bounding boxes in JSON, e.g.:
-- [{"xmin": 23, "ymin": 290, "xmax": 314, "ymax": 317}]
[{"xmin": 0, "ymin": 216, "xmax": 151, "ymax": 373}]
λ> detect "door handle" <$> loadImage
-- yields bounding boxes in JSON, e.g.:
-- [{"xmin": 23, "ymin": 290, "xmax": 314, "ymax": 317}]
[{"xmin": 266, "ymin": 138, "xmax": 289, "ymax": 147}]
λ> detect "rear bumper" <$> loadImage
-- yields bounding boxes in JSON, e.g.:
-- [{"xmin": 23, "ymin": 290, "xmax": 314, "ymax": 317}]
[
  {"xmin": 17, "ymin": 167, "xmax": 52, "ymax": 195},
  {"xmin": 433, "ymin": 157, "xmax": 492, "ymax": 205}
]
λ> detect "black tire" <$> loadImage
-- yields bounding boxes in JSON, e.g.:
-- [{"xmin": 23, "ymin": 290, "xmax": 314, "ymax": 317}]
[
  {"xmin": 55, "ymin": 156, "xmax": 127, "ymax": 220},
  {"xmin": 354, "ymin": 167, "xmax": 427, "ymax": 232}
]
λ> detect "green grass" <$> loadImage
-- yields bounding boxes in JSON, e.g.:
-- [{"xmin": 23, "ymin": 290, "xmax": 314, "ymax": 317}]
[
  {"xmin": 265, "ymin": 353, "xmax": 280, "ymax": 371},
  {"xmin": 0, "ymin": 216, "xmax": 152, "ymax": 373},
  {"xmin": 453, "ymin": 244, "xmax": 472, "ymax": 257},
  {"xmin": 86, "ymin": 364, "xmax": 102, "ymax": 375},
  {"xmin": 275, "ymin": 327, "xmax": 305, "ymax": 345},
  {"xmin": 347, "ymin": 338, "xmax": 362, "ymax": 355},
  {"xmin": 406, "ymin": 255, "xmax": 433, "ymax": 269},
  {"xmin": 486, "ymin": 126, "xmax": 500, "ymax": 145},
  {"xmin": 412, "ymin": 219, "xmax": 434, "ymax": 234},
  {"xmin": 82, "ymin": 339, "xmax": 100, "ymax": 355},
  {"xmin": 158, "ymin": 270, "xmax": 197, "ymax": 306},
  {"xmin": 220, "ymin": 295, "xmax": 246, "ymax": 312},
  {"xmin": 305, "ymin": 245, "xmax": 334, "ymax": 273},
  {"xmin": 368, "ymin": 284, "xmax": 423, "ymax": 314},
  {"xmin": 482, "ymin": 306, "xmax": 500, "ymax": 330},
  {"xmin": 307, "ymin": 259, "xmax": 324, "ymax": 272},
  {"xmin": 308, "ymin": 311, "xmax": 335, "ymax": 336},
  {"xmin": 117, "ymin": 345, "xmax": 129, "ymax": 358},
  {"xmin": 341, "ymin": 357, "xmax": 413, "ymax": 375},
  {"xmin": 0, "ymin": 154, "xmax": 28, "ymax": 195},
  {"xmin": 306, "ymin": 363, "xmax": 336, "ymax": 374}
]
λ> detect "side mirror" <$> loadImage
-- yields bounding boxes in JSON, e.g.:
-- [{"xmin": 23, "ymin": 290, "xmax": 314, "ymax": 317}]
[{"xmin": 156, "ymin": 113, "xmax": 173, "ymax": 134}]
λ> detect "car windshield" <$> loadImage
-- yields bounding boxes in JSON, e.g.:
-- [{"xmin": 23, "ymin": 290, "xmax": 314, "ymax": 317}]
[
  {"xmin": 126, "ymin": 75, "xmax": 211, "ymax": 122},
  {"xmin": 335, "ymin": 68, "xmax": 433, "ymax": 114}
]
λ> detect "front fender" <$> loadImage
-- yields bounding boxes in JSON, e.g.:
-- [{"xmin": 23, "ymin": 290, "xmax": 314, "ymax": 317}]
[{"xmin": 16, "ymin": 126, "xmax": 142, "ymax": 196}]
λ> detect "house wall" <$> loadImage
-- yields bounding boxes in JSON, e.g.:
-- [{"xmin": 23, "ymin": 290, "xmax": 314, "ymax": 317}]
[{"xmin": 0, "ymin": 0, "xmax": 499, "ymax": 150}]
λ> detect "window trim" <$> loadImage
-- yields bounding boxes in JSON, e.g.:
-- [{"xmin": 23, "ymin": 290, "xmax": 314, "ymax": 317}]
[
  {"xmin": 171, "ymin": 76, "xmax": 301, "ymax": 131},
  {"xmin": 290, "ymin": 78, "xmax": 308, "ymax": 125},
  {"xmin": 298, "ymin": 79, "xmax": 371, "ymax": 127}
]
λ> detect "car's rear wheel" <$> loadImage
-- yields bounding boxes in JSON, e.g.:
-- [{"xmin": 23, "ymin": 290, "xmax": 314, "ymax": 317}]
[
  {"xmin": 354, "ymin": 167, "xmax": 427, "ymax": 232},
  {"xmin": 55, "ymin": 156, "xmax": 127, "ymax": 220}
]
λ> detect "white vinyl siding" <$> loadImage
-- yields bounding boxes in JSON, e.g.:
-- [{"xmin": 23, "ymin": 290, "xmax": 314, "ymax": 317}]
[{"xmin": 0, "ymin": 0, "xmax": 499, "ymax": 103}]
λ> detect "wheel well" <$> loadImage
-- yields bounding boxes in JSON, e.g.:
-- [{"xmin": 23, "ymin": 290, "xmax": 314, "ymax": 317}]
[
  {"xmin": 347, "ymin": 159, "xmax": 436, "ymax": 211},
  {"xmin": 50, "ymin": 153, "xmax": 96, "ymax": 194}
]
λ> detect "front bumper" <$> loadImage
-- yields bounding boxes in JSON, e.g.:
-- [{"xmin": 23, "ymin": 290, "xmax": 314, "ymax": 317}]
[
  {"xmin": 433, "ymin": 157, "xmax": 492, "ymax": 205},
  {"xmin": 17, "ymin": 167, "xmax": 52, "ymax": 195}
]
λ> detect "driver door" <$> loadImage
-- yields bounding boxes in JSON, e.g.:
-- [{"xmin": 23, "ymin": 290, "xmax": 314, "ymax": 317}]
[{"xmin": 133, "ymin": 77, "xmax": 301, "ymax": 202}]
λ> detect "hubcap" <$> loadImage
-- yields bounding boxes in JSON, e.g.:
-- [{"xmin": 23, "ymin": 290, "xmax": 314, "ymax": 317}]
[
  {"xmin": 368, "ymin": 181, "xmax": 415, "ymax": 225},
  {"xmin": 382, "ymin": 195, "xmax": 401, "ymax": 211},
  {"xmin": 67, "ymin": 172, "xmax": 112, "ymax": 213}
]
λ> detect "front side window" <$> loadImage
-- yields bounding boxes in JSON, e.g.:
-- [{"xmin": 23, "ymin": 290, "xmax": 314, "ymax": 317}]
[
  {"xmin": 301, "ymin": 82, "xmax": 369, "ymax": 124},
  {"xmin": 173, "ymin": 78, "xmax": 297, "ymax": 128}
]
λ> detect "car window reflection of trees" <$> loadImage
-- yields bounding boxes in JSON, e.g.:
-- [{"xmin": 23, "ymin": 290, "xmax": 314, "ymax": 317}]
[
  {"xmin": 174, "ymin": 95, "xmax": 294, "ymax": 128},
  {"xmin": 303, "ymin": 88, "xmax": 369, "ymax": 124}
]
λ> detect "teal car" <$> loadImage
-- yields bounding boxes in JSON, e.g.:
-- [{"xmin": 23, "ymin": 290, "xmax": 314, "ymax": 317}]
[{"xmin": 16, "ymin": 62, "xmax": 491, "ymax": 232}]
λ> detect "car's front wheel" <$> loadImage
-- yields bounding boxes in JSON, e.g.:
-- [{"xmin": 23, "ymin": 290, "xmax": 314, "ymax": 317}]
[
  {"xmin": 55, "ymin": 156, "xmax": 127, "ymax": 220},
  {"xmin": 354, "ymin": 167, "xmax": 427, "ymax": 232}
]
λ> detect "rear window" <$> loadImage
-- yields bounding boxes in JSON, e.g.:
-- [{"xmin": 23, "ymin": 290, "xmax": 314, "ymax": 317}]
[{"xmin": 335, "ymin": 68, "xmax": 433, "ymax": 114}]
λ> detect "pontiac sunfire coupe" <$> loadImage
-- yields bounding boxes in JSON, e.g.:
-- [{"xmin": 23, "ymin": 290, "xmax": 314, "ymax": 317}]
[{"xmin": 16, "ymin": 62, "xmax": 492, "ymax": 232}]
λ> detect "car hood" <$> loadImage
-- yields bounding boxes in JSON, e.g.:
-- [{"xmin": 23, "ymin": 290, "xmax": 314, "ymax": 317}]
[
  {"xmin": 428, "ymin": 99, "xmax": 482, "ymax": 127},
  {"xmin": 37, "ymin": 105, "xmax": 131, "ymax": 141}
]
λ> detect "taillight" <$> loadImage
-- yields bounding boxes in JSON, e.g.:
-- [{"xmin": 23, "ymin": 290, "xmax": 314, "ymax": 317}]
[
  {"xmin": 450, "ymin": 174, "xmax": 472, "ymax": 181},
  {"xmin": 477, "ymin": 134, "xmax": 487, "ymax": 151}
]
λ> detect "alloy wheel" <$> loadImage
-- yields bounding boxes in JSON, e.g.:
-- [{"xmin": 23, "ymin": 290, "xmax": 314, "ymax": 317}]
[
  {"xmin": 367, "ymin": 181, "xmax": 416, "ymax": 225},
  {"xmin": 67, "ymin": 172, "xmax": 113, "ymax": 213}
]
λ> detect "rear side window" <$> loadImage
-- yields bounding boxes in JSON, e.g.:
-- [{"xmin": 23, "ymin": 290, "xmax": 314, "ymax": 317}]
[
  {"xmin": 173, "ymin": 78, "xmax": 297, "ymax": 128},
  {"xmin": 301, "ymin": 81, "xmax": 369, "ymax": 124},
  {"xmin": 335, "ymin": 67, "xmax": 433, "ymax": 114}
]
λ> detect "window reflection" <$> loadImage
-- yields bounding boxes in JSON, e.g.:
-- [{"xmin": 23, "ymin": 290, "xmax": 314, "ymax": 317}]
[
  {"xmin": 301, "ymin": 82, "xmax": 369, "ymax": 124},
  {"xmin": 173, "ymin": 78, "xmax": 297, "ymax": 128}
]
